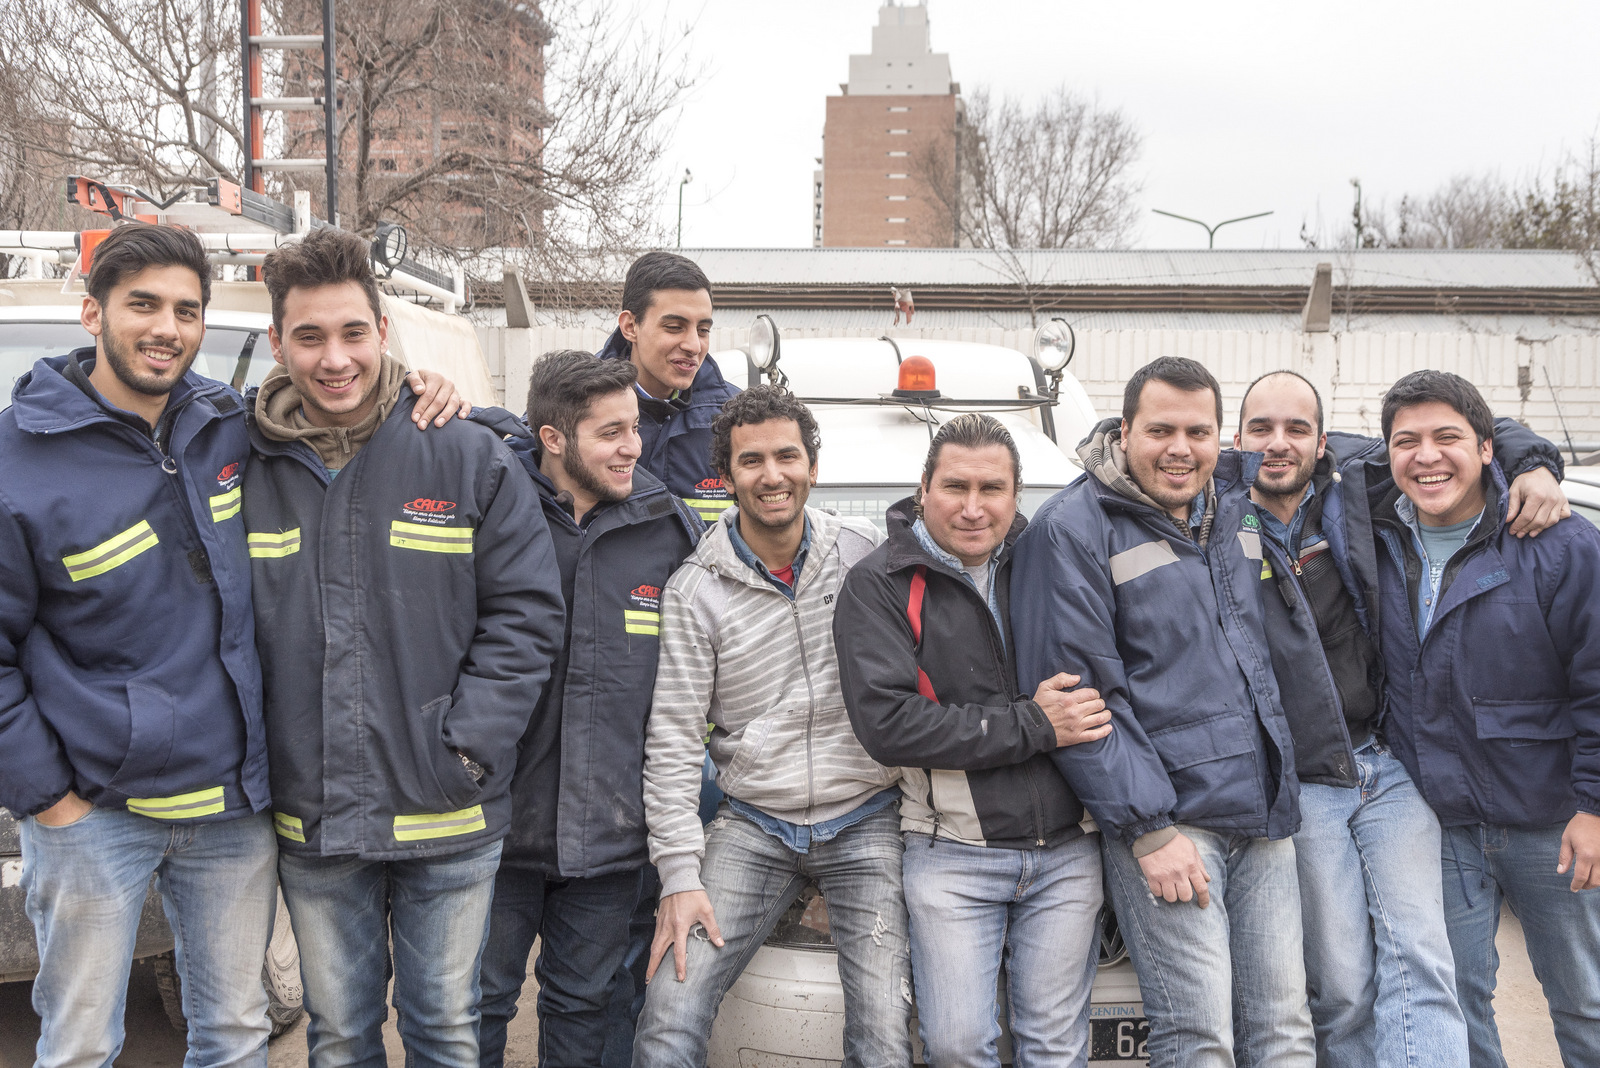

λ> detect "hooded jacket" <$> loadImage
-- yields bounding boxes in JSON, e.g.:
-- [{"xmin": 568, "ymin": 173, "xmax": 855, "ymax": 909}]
[
  {"xmin": 244, "ymin": 386, "xmax": 565, "ymax": 860},
  {"xmin": 835, "ymin": 497, "xmax": 1088, "ymax": 849},
  {"xmin": 596, "ymin": 328, "xmax": 740, "ymax": 521},
  {"xmin": 1370, "ymin": 460, "xmax": 1600, "ymax": 828},
  {"xmin": 1011, "ymin": 419, "xmax": 1300, "ymax": 849},
  {"xmin": 643, "ymin": 506, "xmax": 897, "ymax": 897},
  {"xmin": 0, "ymin": 350, "xmax": 268, "ymax": 821},
  {"xmin": 499, "ymin": 439, "xmax": 702, "ymax": 878}
]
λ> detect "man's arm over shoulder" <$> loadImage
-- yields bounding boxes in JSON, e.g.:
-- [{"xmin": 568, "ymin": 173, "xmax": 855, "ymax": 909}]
[
  {"xmin": 1544, "ymin": 522, "xmax": 1600, "ymax": 818},
  {"xmin": 835, "ymin": 561, "xmax": 1055, "ymax": 770},
  {"xmin": 441, "ymin": 440, "xmax": 566, "ymax": 787},
  {"xmin": 644, "ymin": 563, "xmax": 721, "ymax": 897},
  {"xmin": 0, "ymin": 499, "xmax": 74, "ymax": 816},
  {"xmin": 1010, "ymin": 508, "xmax": 1178, "ymax": 848}
]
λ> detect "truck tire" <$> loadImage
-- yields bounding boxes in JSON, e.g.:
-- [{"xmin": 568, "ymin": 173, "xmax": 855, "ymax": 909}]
[{"xmin": 144, "ymin": 892, "xmax": 306, "ymax": 1038}]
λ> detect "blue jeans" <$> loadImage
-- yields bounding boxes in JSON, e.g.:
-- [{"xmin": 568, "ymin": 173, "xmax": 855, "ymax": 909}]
[
  {"xmin": 1102, "ymin": 826, "xmax": 1314, "ymax": 1068},
  {"xmin": 1441, "ymin": 821, "xmax": 1600, "ymax": 1068},
  {"xmin": 21, "ymin": 807, "xmax": 276, "ymax": 1068},
  {"xmin": 1294, "ymin": 744, "xmax": 1465, "ymax": 1068},
  {"xmin": 631, "ymin": 805, "xmax": 911, "ymax": 1068},
  {"xmin": 278, "ymin": 840, "xmax": 502, "ymax": 1068},
  {"xmin": 478, "ymin": 866, "xmax": 644, "ymax": 1067},
  {"xmin": 902, "ymin": 833, "xmax": 1103, "ymax": 1068}
]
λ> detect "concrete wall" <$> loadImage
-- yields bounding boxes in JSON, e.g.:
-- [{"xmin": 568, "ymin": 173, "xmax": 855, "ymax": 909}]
[{"xmin": 477, "ymin": 324, "xmax": 1600, "ymax": 449}]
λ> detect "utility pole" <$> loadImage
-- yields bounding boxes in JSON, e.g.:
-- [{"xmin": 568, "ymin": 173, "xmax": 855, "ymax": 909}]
[
  {"xmin": 1151, "ymin": 209, "xmax": 1273, "ymax": 248},
  {"xmin": 676, "ymin": 169, "xmax": 693, "ymax": 248},
  {"xmin": 1350, "ymin": 178, "xmax": 1364, "ymax": 249}
]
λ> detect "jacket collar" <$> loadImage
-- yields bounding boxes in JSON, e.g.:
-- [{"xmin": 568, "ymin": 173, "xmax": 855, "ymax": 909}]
[
  {"xmin": 883, "ymin": 495, "xmax": 1025, "ymax": 576},
  {"xmin": 11, "ymin": 348, "xmax": 212, "ymax": 437},
  {"xmin": 694, "ymin": 504, "xmax": 846, "ymax": 592}
]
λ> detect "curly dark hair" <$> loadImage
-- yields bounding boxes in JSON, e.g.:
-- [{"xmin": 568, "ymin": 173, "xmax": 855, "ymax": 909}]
[
  {"xmin": 261, "ymin": 226, "xmax": 382, "ymax": 334},
  {"xmin": 710, "ymin": 385, "xmax": 821, "ymax": 478}
]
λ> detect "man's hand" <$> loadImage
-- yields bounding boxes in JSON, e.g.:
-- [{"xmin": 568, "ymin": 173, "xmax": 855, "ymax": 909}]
[
  {"xmin": 1137, "ymin": 832, "xmax": 1211, "ymax": 908},
  {"xmin": 646, "ymin": 889, "xmax": 724, "ymax": 983},
  {"xmin": 1505, "ymin": 466, "xmax": 1570, "ymax": 538},
  {"xmin": 1033, "ymin": 672, "xmax": 1111, "ymax": 747},
  {"xmin": 404, "ymin": 369, "xmax": 472, "ymax": 428},
  {"xmin": 34, "ymin": 791, "xmax": 92, "ymax": 828},
  {"xmin": 1558, "ymin": 812, "xmax": 1600, "ymax": 891}
]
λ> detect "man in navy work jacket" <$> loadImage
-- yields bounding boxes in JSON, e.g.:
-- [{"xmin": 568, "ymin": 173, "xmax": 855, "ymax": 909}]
[
  {"xmin": 1366, "ymin": 370, "xmax": 1600, "ymax": 1068},
  {"xmin": 596, "ymin": 251, "xmax": 739, "ymax": 523},
  {"xmin": 1011, "ymin": 356, "xmax": 1314, "ymax": 1068},
  {"xmin": 477, "ymin": 350, "xmax": 701, "ymax": 1067},
  {"xmin": 1237, "ymin": 370, "xmax": 1569, "ymax": 1068},
  {"xmin": 244, "ymin": 227, "xmax": 565, "ymax": 1066}
]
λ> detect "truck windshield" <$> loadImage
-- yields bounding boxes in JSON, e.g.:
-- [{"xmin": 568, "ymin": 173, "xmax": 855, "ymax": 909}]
[{"xmin": 0, "ymin": 322, "xmax": 271, "ymax": 406}]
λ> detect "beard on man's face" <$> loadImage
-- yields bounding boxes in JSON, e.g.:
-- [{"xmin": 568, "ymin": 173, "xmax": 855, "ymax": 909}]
[
  {"xmin": 100, "ymin": 319, "xmax": 198, "ymax": 397},
  {"xmin": 562, "ymin": 440, "xmax": 630, "ymax": 505}
]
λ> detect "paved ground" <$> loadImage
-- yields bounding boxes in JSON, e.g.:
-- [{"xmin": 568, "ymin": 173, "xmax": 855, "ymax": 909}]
[{"xmin": 0, "ymin": 909, "xmax": 1565, "ymax": 1067}]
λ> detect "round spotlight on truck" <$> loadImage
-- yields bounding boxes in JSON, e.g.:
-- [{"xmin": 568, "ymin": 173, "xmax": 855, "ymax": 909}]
[
  {"xmin": 749, "ymin": 314, "xmax": 781, "ymax": 371},
  {"xmin": 1034, "ymin": 317, "xmax": 1076, "ymax": 372},
  {"xmin": 371, "ymin": 222, "xmax": 409, "ymax": 273}
]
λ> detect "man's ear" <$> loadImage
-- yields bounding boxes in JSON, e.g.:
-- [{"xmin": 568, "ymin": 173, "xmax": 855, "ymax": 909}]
[
  {"xmin": 80, "ymin": 296, "xmax": 104, "ymax": 339},
  {"xmin": 1480, "ymin": 435, "xmax": 1494, "ymax": 465},
  {"xmin": 538, "ymin": 424, "xmax": 565, "ymax": 457},
  {"xmin": 1316, "ymin": 432, "xmax": 1328, "ymax": 460},
  {"xmin": 1118, "ymin": 419, "xmax": 1130, "ymax": 451},
  {"xmin": 267, "ymin": 325, "xmax": 286, "ymax": 366},
  {"xmin": 619, "ymin": 310, "xmax": 639, "ymax": 344}
]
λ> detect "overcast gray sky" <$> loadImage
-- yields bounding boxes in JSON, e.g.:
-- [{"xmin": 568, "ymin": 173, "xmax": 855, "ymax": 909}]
[{"xmin": 635, "ymin": 0, "xmax": 1600, "ymax": 250}]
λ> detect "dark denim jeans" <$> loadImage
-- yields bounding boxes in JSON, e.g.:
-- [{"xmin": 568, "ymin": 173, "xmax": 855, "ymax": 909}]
[{"xmin": 477, "ymin": 865, "xmax": 645, "ymax": 1068}]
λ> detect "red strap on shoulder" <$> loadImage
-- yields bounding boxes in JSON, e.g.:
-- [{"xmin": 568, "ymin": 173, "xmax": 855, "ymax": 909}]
[{"xmin": 905, "ymin": 566, "xmax": 938, "ymax": 701}]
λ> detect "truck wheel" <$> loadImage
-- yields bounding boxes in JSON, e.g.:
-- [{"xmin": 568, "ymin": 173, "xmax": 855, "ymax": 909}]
[
  {"xmin": 264, "ymin": 891, "xmax": 305, "ymax": 1037},
  {"xmin": 150, "ymin": 951, "xmax": 187, "ymax": 1032}
]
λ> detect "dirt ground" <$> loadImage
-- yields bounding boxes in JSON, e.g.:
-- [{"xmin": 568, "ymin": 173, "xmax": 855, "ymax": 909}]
[{"xmin": 0, "ymin": 909, "xmax": 1566, "ymax": 1067}]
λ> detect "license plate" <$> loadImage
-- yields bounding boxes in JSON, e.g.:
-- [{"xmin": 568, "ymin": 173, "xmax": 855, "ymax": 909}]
[{"xmin": 1089, "ymin": 1016, "xmax": 1150, "ymax": 1061}]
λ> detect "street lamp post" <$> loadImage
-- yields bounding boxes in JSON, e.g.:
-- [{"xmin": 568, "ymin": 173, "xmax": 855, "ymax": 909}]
[
  {"xmin": 1151, "ymin": 209, "xmax": 1273, "ymax": 248},
  {"xmin": 677, "ymin": 169, "xmax": 693, "ymax": 248}
]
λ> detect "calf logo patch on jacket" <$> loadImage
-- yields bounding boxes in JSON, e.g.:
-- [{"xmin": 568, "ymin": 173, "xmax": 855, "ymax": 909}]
[
  {"xmin": 684, "ymin": 477, "xmax": 733, "ymax": 521},
  {"xmin": 626, "ymin": 583, "xmax": 662, "ymax": 635},
  {"xmin": 402, "ymin": 498, "xmax": 458, "ymax": 521}
]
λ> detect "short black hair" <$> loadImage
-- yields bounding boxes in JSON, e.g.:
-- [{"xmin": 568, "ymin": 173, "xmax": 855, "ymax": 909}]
[
  {"xmin": 1381, "ymin": 369, "xmax": 1494, "ymax": 445},
  {"xmin": 526, "ymin": 349, "xmax": 638, "ymax": 442},
  {"xmin": 620, "ymin": 251, "xmax": 713, "ymax": 320},
  {"xmin": 1122, "ymin": 356, "xmax": 1223, "ymax": 428},
  {"xmin": 86, "ymin": 223, "xmax": 211, "ymax": 310},
  {"xmin": 261, "ymin": 227, "xmax": 383, "ymax": 334},
  {"xmin": 1239, "ymin": 369, "xmax": 1324, "ymax": 435},
  {"xmin": 711, "ymin": 385, "xmax": 820, "ymax": 479}
]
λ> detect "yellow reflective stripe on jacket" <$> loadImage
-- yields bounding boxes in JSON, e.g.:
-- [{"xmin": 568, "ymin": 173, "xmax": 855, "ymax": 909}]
[
  {"xmin": 393, "ymin": 806, "xmax": 486, "ymax": 841},
  {"xmin": 389, "ymin": 521, "xmax": 474, "ymax": 555},
  {"xmin": 273, "ymin": 812, "xmax": 306, "ymax": 842},
  {"xmin": 127, "ymin": 786, "xmax": 225, "ymax": 820},
  {"xmin": 62, "ymin": 521, "xmax": 160, "ymax": 582},
  {"xmin": 683, "ymin": 498, "xmax": 733, "ymax": 521},
  {"xmin": 209, "ymin": 486, "xmax": 242, "ymax": 523},
  {"xmin": 623, "ymin": 609, "xmax": 660, "ymax": 636},
  {"xmin": 248, "ymin": 528, "xmax": 302, "ymax": 559}
]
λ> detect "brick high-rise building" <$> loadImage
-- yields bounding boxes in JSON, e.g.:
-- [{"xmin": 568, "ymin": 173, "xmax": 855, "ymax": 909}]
[{"xmin": 815, "ymin": 3, "xmax": 961, "ymax": 248}]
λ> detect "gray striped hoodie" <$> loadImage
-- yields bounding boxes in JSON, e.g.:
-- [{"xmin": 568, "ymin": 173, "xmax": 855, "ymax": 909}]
[{"xmin": 644, "ymin": 505, "xmax": 899, "ymax": 896}]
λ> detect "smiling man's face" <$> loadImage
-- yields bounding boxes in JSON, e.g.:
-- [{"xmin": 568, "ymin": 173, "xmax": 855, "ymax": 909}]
[
  {"xmin": 1388, "ymin": 400, "xmax": 1493, "ymax": 526},
  {"xmin": 82, "ymin": 264, "xmax": 206, "ymax": 403},
  {"xmin": 1121, "ymin": 380, "xmax": 1221, "ymax": 521},
  {"xmin": 619, "ymin": 287, "xmax": 714, "ymax": 399},
  {"xmin": 1236, "ymin": 373, "xmax": 1325, "ymax": 508},
  {"xmin": 269, "ymin": 280, "xmax": 388, "ymax": 428}
]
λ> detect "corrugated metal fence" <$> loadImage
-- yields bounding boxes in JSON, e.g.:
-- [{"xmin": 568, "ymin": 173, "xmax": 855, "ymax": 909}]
[{"xmin": 477, "ymin": 324, "xmax": 1600, "ymax": 446}]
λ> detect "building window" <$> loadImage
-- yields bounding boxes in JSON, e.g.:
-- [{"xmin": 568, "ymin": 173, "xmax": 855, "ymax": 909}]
[
  {"xmin": 379, "ymin": 158, "xmax": 397, "ymax": 171},
  {"xmin": 814, "ymin": 204, "xmax": 822, "ymax": 220},
  {"xmin": 888, "ymin": 151, "xmax": 908, "ymax": 157},
  {"xmin": 888, "ymin": 129, "xmax": 908, "ymax": 135},
  {"xmin": 886, "ymin": 239, "xmax": 907, "ymax": 245},
  {"xmin": 814, "ymin": 182, "xmax": 822, "ymax": 197},
  {"xmin": 887, "ymin": 195, "xmax": 907, "ymax": 201},
  {"xmin": 815, "ymin": 225, "xmax": 823, "ymax": 241},
  {"xmin": 887, "ymin": 217, "xmax": 907, "ymax": 223},
  {"xmin": 888, "ymin": 106, "xmax": 910, "ymax": 112}
]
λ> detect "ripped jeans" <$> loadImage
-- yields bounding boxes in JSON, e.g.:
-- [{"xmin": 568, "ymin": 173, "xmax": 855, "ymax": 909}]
[{"xmin": 631, "ymin": 804, "xmax": 911, "ymax": 1068}]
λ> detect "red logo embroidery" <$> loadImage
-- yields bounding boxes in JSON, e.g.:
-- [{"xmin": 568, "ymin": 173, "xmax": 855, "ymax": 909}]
[
  {"xmin": 217, "ymin": 463, "xmax": 239, "ymax": 483},
  {"xmin": 696, "ymin": 478, "xmax": 724, "ymax": 491},
  {"xmin": 632, "ymin": 584, "xmax": 661, "ymax": 599},
  {"xmin": 405, "ymin": 498, "xmax": 457, "ymax": 513}
]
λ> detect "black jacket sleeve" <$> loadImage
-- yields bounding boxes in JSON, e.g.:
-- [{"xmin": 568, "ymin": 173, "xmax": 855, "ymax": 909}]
[{"xmin": 834, "ymin": 562, "xmax": 1057, "ymax": 772}]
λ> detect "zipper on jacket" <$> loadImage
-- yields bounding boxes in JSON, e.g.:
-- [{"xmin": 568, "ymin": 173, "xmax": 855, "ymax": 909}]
[
  {"xmin": 789, "ymin": 599, "xmax": 819, "ymax": 821},
  {"xmin": 1272, "ymin": 539, "xmax": 1357, "ymax": 777}
]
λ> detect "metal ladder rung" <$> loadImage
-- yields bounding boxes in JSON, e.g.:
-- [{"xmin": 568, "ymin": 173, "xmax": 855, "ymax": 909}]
[
  {"xmin": 249, "ymin": 34, "xmax": 324, "ymax": 49},
  {"xmin": 255, "ymin": 158, "xmax": 327, "ymax": 171},
  {"xmin": 252, "ymin": 96, "xmax": 324, "ymax": 110}
]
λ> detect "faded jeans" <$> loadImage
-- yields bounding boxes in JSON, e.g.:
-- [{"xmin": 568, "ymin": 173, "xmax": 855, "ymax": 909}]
[
  {"xmin": 21, "ymin": 807, "xmax": 276, "ymax": 1068},
  {"xmin": 1441, "ymin": 821, "xmax": 1600, "ymax": 1068},
  {"xmin": 630, "ymin": 805, "xmax": 911, "ymax": 1068},
  {"xmin": 1101, "ymin": 826, "xmax": 1314, "ymax": 1068},
  {"xmin": 1294, "ymin": 743, "xmax": 1465, "ymax": 1068},
  {"xmin": 902, "ymin": 832, "xmax": 1102, "ymax": 1068},
  {"xmin": 278, "ymin": 840, "xmax": 501, "ymax": 1068}
]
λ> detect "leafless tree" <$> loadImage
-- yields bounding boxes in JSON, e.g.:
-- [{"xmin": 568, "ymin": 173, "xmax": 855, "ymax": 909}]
[
  {"xmin": 0, "ymin": 0, "xmax": 695, "ymax": 296},
  {"xmin": 916, "ymin": 85, "xmax": 1142, "ymax": 250}
]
